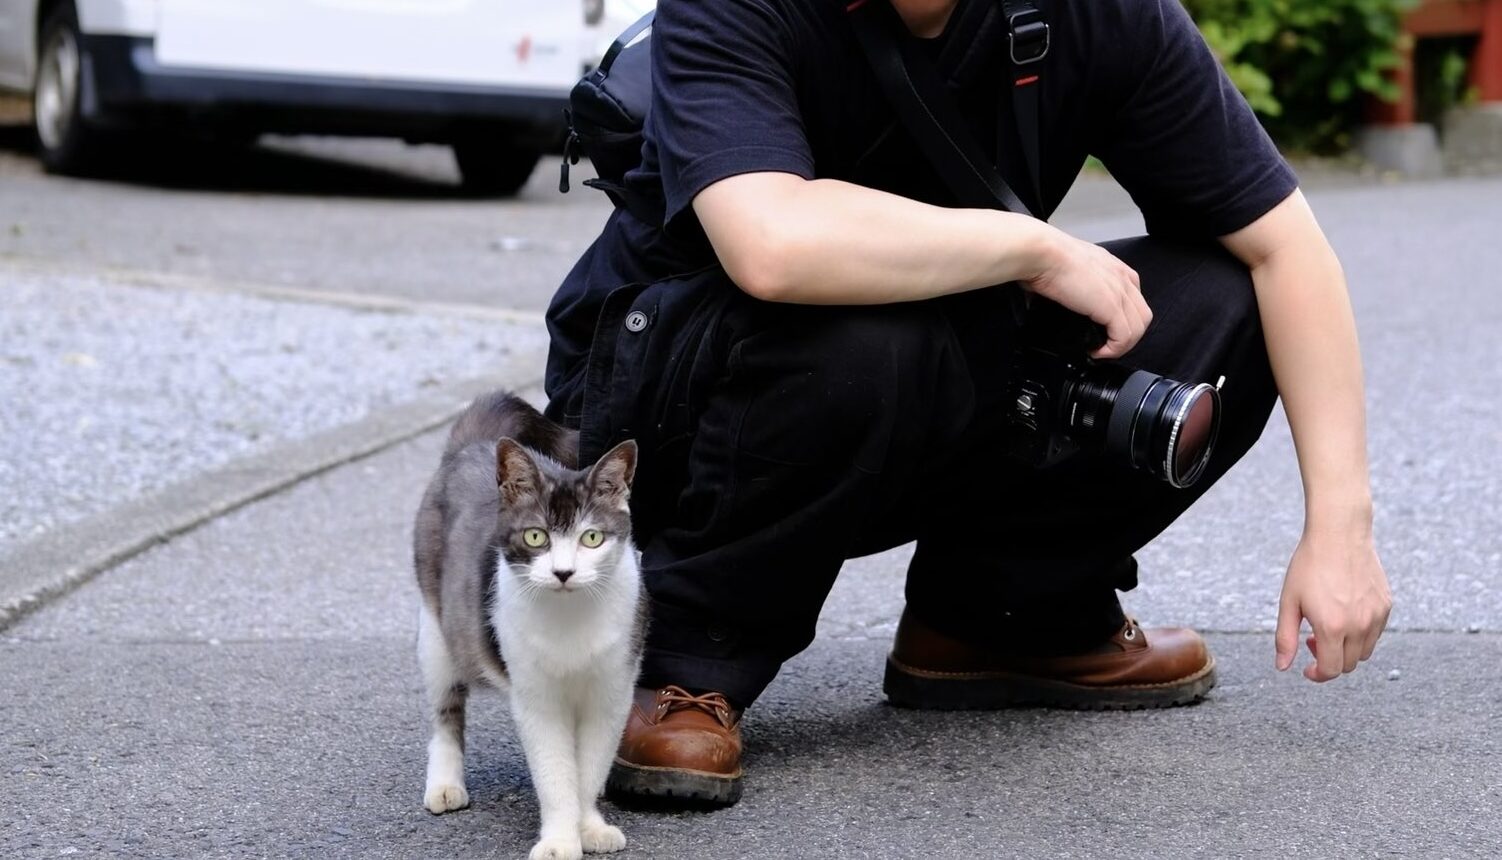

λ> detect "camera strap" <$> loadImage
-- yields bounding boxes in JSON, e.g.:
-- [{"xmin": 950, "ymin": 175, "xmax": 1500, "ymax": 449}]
[
  {"xmin": 847, "ymin": 0, "xmax": 1048, "ymax": 219},
  {"xmin": 1002, "ymin": 0, "xmax": 1049, "ymax": 209}
]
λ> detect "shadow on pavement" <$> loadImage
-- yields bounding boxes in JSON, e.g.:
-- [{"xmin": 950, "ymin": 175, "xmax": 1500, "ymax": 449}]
[
  {"xmin": 0, "ymin": 122, "xmax": 33, "ymax": 155},
  {"xmin": 0, "ymin": 120, "xmax": 499, "ymax": 201}
]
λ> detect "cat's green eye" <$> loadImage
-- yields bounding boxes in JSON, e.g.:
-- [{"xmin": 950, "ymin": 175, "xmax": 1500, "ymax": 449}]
[
  {"xmin": 580, "ymin": 529, "xmax": 605, "ymax": 549},
  {"xmin": 522, "ymin": 528, "xmax": 549, "ymax": 548}
]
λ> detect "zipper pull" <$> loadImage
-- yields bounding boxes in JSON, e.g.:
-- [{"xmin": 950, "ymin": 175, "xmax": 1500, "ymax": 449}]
[{"xmin": 559, "ymin": 112, "xmax": 580, "ymax": 194}]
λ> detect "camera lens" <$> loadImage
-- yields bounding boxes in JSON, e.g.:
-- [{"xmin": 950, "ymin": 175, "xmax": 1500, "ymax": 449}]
[
  {"xmin": 1074, "ymin": 368, "xmax": 1222, "ymax": 488},
  {"xmin": 1168, "ymin": 383, "xmax": 1220, "ymax": 488}
]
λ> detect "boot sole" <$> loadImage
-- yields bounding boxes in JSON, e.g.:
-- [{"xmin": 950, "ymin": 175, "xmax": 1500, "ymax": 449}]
[
  {"xmin": 606, "ymin": 758, "xmax": 743, "ymax": 806},
  {"xmin": 883, "ymin": 654, "xmax": 1217, "ymax": 711}
]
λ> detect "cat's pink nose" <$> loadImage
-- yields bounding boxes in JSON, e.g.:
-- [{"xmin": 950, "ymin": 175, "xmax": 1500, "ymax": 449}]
[{"xmin": 554, "ymin": 570, "xmax": 574, "ymax": 583}]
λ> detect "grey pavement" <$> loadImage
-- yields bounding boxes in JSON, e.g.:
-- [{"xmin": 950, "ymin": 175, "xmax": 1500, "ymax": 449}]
[
  {"xmin": 0, "ymin": 132, "xmax": 608, "ymax": 314},
  {"xmin": 3, "ymin": 430, "xmax": 1499, "ymax": 859},
  {"xmin": 1, "ymin": 129, "xmax": 1501, "ymax": 857}
]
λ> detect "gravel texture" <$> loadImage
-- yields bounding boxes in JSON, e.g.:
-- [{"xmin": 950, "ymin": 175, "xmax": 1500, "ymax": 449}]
[{"xmin": 0, "ymin": 269, "xmax": 546, "ymax": 547}]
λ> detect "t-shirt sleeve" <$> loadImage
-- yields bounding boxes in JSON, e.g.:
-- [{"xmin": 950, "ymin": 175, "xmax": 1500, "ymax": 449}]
[
  {"xmin": 649, "ymin": 0, "xmax": 815, "ymax": 229},
  {"xmin": 1092, "ymin": 0, "xmax": 1298, "ymax": 238}
]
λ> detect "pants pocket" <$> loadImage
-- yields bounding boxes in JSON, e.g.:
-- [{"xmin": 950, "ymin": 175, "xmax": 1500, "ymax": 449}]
[{"xmin": 579, "ymin": 266, "xmax": 737, "ymax": 465}]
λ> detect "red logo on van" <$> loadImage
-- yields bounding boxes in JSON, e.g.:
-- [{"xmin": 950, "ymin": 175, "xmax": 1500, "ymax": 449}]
[{"xmin": 515, "ymin": 35, "xmax": 532, "ymax": 64}]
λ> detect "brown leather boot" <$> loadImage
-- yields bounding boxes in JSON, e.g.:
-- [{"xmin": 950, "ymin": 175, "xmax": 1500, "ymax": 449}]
[
  {"xmin": 884, "ymin": 610, "xmax": 1216, "ymax": 710},
  {"xmin": 606, "ymin": 685, "xmax": 744, "ymax": 805}
]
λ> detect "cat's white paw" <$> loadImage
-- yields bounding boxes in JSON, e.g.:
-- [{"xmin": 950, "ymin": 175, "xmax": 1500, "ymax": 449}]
[
  {"xmin": 580, "ymin": 821, "xmax": 627, "ymax": 854},
  {"xmin": 528, "ymin": 836, "xmax": 583, "ymax": 860},
  {"xmin": 423, "ymin": 782, "xmax": 470, "ymax": 814}
]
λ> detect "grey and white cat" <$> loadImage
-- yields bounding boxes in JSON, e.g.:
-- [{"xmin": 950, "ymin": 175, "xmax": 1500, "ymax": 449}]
[{"xmin": 413, "ymin": 391, "xmax": 645, "ymax": 860}]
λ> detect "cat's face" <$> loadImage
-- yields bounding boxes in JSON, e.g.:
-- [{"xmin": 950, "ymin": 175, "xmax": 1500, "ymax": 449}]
[{"xmin": 495, "ymin": 438, "xmax": 637, "ymax": 594}]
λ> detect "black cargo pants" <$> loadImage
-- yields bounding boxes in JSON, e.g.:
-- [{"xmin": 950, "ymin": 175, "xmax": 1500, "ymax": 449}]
[{"xmin": 564, "ymin": 236, "xmax": 1279, "ymax": 708}]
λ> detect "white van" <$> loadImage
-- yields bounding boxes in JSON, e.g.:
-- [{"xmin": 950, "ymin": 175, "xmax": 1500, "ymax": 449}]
[{"xmin": 0, "ymin": 0, "xmax": 653, "ymax": 195}]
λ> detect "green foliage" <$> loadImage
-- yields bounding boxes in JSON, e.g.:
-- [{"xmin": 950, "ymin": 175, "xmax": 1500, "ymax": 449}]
[{"xmin": 1183, "ymin": 0, "xmax": 1419, "ymax": 152}]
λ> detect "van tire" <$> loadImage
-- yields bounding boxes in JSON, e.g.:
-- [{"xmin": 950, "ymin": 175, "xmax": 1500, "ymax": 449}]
[
  {"xmin": 33, "ymin": 2, "xmax": 103, "ymax": 174},
  {"xmin": 452, "ymin": 138, "xmax": 539, "ymax": 197}
]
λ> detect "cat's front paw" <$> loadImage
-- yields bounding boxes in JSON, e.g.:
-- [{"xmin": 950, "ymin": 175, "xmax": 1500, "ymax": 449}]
[
  {"xmin": 423, "ymin": 782, "xmax": 470, "ymax": 814},
  {"xmin": 529, "ymin": 836, "xmax": 583, "ymax": 860},
  {"xmin": 580, "ymin": 821, "xmax": 627, "ymax": 854}
]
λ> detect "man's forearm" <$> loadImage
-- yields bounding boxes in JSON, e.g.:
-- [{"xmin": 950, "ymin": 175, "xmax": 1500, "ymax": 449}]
[
  {"xmin": 696, "ymin": 173, "xmax": 1051, "ymax": 304},
  {"xmin": 1240, "ymin": 206, "xmax": 1373, "ymax": 528}
]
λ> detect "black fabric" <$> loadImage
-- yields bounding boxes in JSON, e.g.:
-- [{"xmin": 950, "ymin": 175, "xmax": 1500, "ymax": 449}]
[
  {"xmin": 625, "ymin": 237, "xmax": 1278, "ymax": 707},
  {"xmin": 543, "ymin": 0, "xmax": 1299, "ymax": 419},
  {"xmin": 564, "ymin": 10, "xmax": 656, "ymax": 217},
  {"xmin": 847, "ymin": 0, "xmax": 1034, "ymax": 215}
]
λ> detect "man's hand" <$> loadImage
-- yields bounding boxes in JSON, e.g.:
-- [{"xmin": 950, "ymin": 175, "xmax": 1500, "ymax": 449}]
[
  {"xmin": 1022, "ymin": 230, "xmax": 1151, "ymax": 360},
  {"xmin": 1221, "ymin": 190, "xmax": 1391, "ymax": 682},
  {"xmin": 1276, "ymin": 523, "xmax": 1392, "ymax": 681}
]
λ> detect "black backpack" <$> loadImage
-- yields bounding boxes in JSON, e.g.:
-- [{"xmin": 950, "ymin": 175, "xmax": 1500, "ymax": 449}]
[{"xmin": 559, "ymin": 11, "xmax": 659, "ymax": 222}]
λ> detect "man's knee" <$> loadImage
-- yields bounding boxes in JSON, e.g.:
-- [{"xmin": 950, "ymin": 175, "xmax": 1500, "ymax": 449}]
[{"xmin": 730, "ymin": 303, "xmax": 965, "ymax": 469}]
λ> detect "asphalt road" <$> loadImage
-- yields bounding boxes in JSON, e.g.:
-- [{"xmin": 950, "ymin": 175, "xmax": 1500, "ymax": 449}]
[
  {"xmin": 0, "ymin": 129, "xmax": 603, "ymax": 314},
  {"xmin": 4, "ymin": 430, "xmax": 1497, "ymax": 860},
  {"xmin": 1, "ymin": 128, "xmax": 1500, "ymax": 858}
]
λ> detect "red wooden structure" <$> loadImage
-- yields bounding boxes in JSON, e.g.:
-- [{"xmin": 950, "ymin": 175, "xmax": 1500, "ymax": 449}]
[{"xmin": 1368, "ymin": 0, "xmax": 1502, "ymax": 125}]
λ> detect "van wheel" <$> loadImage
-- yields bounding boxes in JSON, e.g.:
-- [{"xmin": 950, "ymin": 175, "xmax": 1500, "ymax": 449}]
[
  {"xmin": 33, "ymin": 3, "xmax": 101, "ymax": 174},
  {"xmin": 451, "ymin": 138, "xmax": 540, "ymax": 197}
]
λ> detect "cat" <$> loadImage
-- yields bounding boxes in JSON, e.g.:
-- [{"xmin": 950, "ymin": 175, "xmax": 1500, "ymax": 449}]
[{"xmin": 412, "ymin": 391, "xmax": 645, "ymax": 860}]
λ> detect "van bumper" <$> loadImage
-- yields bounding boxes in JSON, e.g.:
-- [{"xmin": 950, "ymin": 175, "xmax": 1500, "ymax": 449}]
[{"xmin": 82, "ymin": 35, "xmax": 572, "ymax": 144}]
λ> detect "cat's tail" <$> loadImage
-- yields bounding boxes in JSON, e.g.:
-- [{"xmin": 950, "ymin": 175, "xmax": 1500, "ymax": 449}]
[{"xmin": 442, "ymin": 390, "xmax": 579, "ymax": 468}]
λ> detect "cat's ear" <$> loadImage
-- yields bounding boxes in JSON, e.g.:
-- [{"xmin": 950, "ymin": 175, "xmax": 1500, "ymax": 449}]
[
  {"xmin": 496, "ymin": 438, "xmax": 540, "ymax": 505},
  {"xmin": 587, "ymin": 439, "xmax": 638, "ymax": 507}
]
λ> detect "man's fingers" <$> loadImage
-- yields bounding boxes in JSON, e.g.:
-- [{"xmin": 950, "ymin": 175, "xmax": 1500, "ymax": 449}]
[
  {"xmin": 1342, "ymin": 640, "xmax": 1361, "ymax": 674},
  {"xmin": 1129, "ymin": 289, "xmax": 1151, "ymax": 343},
  {"xmin": 1366, "ymin": 600, "xmax": 1392, "ymax": 661},
  {"xmin": 1274, "ymin": 597, "xmax": 1301, "ymax": 671},
  {"xmin": 1093, "ymin": 317, "xmax": 1133, "ymax": 359},
  {"xmin": 1308, "ymin": 625, "xmax": 1347, "ymax": 682},
  {"xmin": 1360, "ymin": 608, "xmax": 1389, "ymax": 661},
  {"xmin": 1135, "ymin": 292, "xmax": 1153, "ymax": 335},
  {"xmin": 1359, "ymin": 606, "xmax": 1389, "ymax": 661},
  {"xmin": 1117, "ymin": 292, "xmax": 1146, "ymax": 355},
  {"xmin": 1093, "ymin": 283, "xmax": 1146, "ymax": 359}
]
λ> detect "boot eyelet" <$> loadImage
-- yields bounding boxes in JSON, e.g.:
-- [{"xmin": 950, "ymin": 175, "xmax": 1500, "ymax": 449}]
[{"xmin": 1124, "ymin": 626, "xmax": 1137, "ymax": 641}]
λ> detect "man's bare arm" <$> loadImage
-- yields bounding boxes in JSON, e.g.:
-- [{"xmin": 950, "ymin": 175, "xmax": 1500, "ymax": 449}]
[
  {"xmin": 1221, "ymin": 189, "xmax": 1392, "ymax": 682},
  {"xmin": 693, "ymin": 171, "xmax": 1153, "ymax": 359}
]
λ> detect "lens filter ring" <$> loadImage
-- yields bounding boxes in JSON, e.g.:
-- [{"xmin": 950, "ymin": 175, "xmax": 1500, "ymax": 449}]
[{"xmin": 1162, "ymin": 382, "xmax": 1222, "ymax": 489}]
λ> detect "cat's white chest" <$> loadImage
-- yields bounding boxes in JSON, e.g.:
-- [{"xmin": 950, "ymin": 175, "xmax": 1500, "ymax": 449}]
[
  {"xmin": 499, "ymin": 607, "xmax": 629, "ymax": 678},
  {"xmin": 492, "ymin": 568, "xmax": 640, "ymax": 682}
]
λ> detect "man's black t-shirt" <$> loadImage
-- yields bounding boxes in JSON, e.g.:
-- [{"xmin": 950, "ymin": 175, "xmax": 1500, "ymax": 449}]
[{"xmin": 544, "ymin": 0, "xmax": 1298, "ymax": 420}]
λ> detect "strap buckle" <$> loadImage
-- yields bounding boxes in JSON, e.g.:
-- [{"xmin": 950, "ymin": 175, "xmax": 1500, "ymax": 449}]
[{"xmin": 1008, "ymin": 9, "xmax": 1050, "ymax": 65}]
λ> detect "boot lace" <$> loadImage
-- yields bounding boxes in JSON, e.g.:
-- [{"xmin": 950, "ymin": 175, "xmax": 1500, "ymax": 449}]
[{"xmin": 657, "ymin": 685, "xmax": 735, "ymax": 728}]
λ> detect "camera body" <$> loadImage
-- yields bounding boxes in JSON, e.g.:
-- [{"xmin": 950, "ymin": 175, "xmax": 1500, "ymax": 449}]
[
  {"xmin": 1005, "ymin": 342, "xmax": 1092, "ymax": 469},
  {"xmin": 1002, "ymin": 300, "xmax": 1223, "ymax": 489}
]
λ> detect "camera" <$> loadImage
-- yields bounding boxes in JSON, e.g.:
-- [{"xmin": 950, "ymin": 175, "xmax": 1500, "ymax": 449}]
[{"xmin": 1003, "ymin": 300, "xmax": 1222, "ymax": 489}]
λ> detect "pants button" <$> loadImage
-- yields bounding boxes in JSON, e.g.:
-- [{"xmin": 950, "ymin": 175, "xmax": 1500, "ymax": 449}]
[
  {"xmin": 625, "ymin": 310, "xmax": 650, "ymax": 332},
  {"xmin": 707, "ymin": 625, "xmax": 731, "ymax": 643}
]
